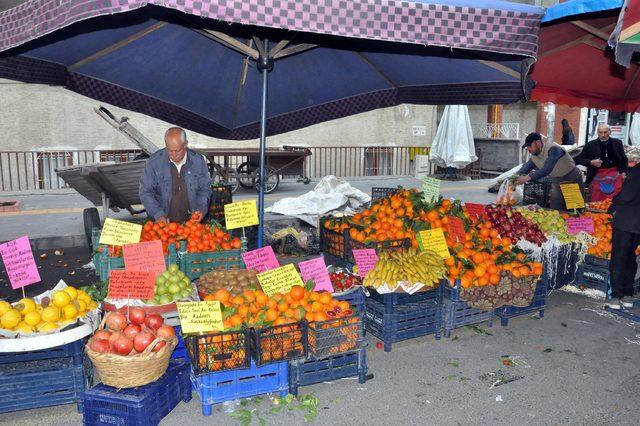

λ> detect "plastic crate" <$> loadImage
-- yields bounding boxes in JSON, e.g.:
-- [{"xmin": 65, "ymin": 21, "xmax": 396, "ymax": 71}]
[
  {"xmin": 367, "ymin": 285, "xmax": 442, "ymax": 315},
  {"xmin": 576, "ymin": 263, "xmax": 610, "ymax": 293},
  {"xmin": 250, "ymin": 322, "xmax": 308, "ymax": 365},
  {"xmin": 208, "ymin": 185, "xmax": 233, "ymax": 224},
  {"xmin": 371, "ymin": 187, "xmax": 399, "ymax": 202},
  {"xmin": 289, "ymin": 347, "xmax": 367, "ymax": 396},
  {"xmin": 323, "ymin": 252, "xmax": 354, "ymax": 270},
  {"xmin": 172, "ymin": 325, "xmax": 187, "ymax": 360},
  {"xmin": 497, "ymin": 278, "xmax": 548, "ymax": 327},
  {"xmin": 308, "ymin": 315, "xmax": 363, "ymax": 358},
  {"xmin": 346, "ymin": 236, "xmax": 411, "ymax": 265},
  {"xmin": 82, "ymin": 360, "xmax": 191, "ymax": 426},
  {"xmin": 0, "ymin": 338, "xmax": 84, "ymax": 365},
  {"xmin": 1, "ymin": 356, "xmax": 91, "ymax": 414},
  {"xmin": 334, "ymin": 286, "xmax": 366, "ymax": 313},
  {"xmin": 320, "ymin": 225, "xmax": 348, "ymax": 259},
  {"xmin": 545, "ymin": 243, "xmax": 579, "ymax": 289},
  {"xmin": 584, "ymin": 254, "xmax": 610, "ymax": 269},
  {"xmin": 191, "ymin": 360, "xmax": 289, "ymax": 416},
  {"xmin": 442, "ymin": 284, "xmax": 494, "ymax": 338},
  {"xmin": 522, "ymin": 180, "xmax": 551, "ymax": 207},
  {"xmin": 178, "ymin": 240, "xmax": 246, "ymax": 280},
  {"xmin": 94, "ymin": 244, "xmax": 178, "ymax": 282},
  {"xmin": 183, "ymin": 329, "xmax": 251, "ymax": 376},
  {"xmin": 364, "ymin": 299, "xmax": 441, "ymax": 352}
]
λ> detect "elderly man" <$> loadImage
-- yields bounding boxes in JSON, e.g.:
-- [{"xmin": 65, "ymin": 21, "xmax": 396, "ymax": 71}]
[
  {"xmin": 139, "ymin": 127, "xmax": 211, "ymax": 223},
  {"xmin": 575, "ymin": 123, "xmax": 628, "ymax": 201},
  {"xmin": 515, "ymin": 132, "xmax": 585, "ymax": 210}
]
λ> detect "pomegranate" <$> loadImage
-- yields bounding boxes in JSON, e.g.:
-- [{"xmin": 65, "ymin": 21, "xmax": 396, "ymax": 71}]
[
  {"xmin": 128, "ymin": 307, "xmax": 146, "ymax": 326},
  {"xmin": 105, "ymin": 312, "xmax": 127, "ymax": 332},
  {"xmin": 93, "ymin": 330, "xmax": 112, "ymax": 341},
  {"xmin": 144, "ymin": 314, "xmax": 164, "ymax": 331},
  {"xmin": 123, "ymin": 324, "xmax": 142, "ymax": 340},
  {"xmin": 134, "ymin": 331, "xmax": 155, "ymax": 353},
  {"xmin": 151, "ymin": 340, "xmax": 167, "ymax": 352},
  {"xmin": 108, "ymin": 331, "xmax": 124, "ymax": 348},
  {"xmin": 90, "ymin": 338, "xmax": 111, "ymax": 353},
  {"xmin": 113, "ymin": 336, "xmax": 134, "ymax": 355},
  {"xmin": 156, "ymin": 325, "xmax": 175, "ymax": 339}
]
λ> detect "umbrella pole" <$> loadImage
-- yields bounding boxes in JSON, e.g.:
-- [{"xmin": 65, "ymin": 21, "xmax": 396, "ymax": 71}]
[{"xmin": 257, "ymin": 39, "xmax": 273, "ymax": 248}]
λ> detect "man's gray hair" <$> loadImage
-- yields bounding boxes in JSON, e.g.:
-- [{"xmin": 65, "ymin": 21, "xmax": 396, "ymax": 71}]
[
  {"xmin": 164, "ymin": 127, "xmax": 187, "ymax": 145},
  {"xmin": 597, "ymin": 123, "xmax": 611, "ymax": 132}
]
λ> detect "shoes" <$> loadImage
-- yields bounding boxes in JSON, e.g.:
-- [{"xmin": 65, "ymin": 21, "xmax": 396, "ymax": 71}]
[
  {"xmin": 604, "ymin": 297, "xmax": 634, "ymax": 310},
  {"xmin": 619, "ymin": 297, "xmax": 634, "ymax": 309}
]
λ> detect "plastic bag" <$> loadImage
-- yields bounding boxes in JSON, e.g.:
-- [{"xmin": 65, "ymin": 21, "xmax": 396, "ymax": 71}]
[{"xmin": 496, "ymin": 179, "xmax": 523, "ymax": 206}]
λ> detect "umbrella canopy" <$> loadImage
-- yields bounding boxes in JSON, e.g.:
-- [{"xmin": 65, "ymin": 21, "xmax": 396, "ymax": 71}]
[
  {"xmin": 429, "ymin": 105, "xmax": 477, "ymax": 169},
  {"xmin": 531, "ymin": 0, "xmax": 640, "ymax": 111},
  {"xmin": 0, "ymin": 0, "xmax": 543, "ymax": 140},
  {"xmin": 610, "ymin": 0, "xmax": 640, "ymax": 67}
]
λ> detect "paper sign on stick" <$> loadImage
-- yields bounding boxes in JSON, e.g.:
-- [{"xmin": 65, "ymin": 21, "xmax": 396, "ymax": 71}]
[
  {"xmin": 422, "ymin": 177, "xmax": 441, "ymax": 203},
  {"xmin": 176, "ymin": 301, "xmax": 224, "ymax": 334},
  {"xmin": 224, "ymin": 200, "xmax": 259, "ymax": 230},
  {"xmin": 352, "ymin": 249, "xmax": 378, "ymax": 277},
  {"xmin": 464, "ymin": 203, "xmax": 487, "ymax": 220},
  {"xmin": 108, "ymin": 270, "xmax": 156, "ymax": 299},
  {"xmin": 0, "ymin": 236, "xmax": 41, "ymax": 289},
  {"xmin": 418, "ymin": 228, "xmax": 451, "ymax": 259},
  {"xmin": 446, "ymin": 216, "xmax": 466, "ymax": 243},
  {"xmin": 560, "ymin": 184, "xmax": 585, "ymax": 210},
  {"xmin": 257, "ymin": 264, "xmax": 305, "ymax": 296},
  {"xmin": 123, "ymin": 240, "xmax": 166, "ymax": 277},
  {"xmin": 566, "ymin": 217, "xmax": 595, "ymax": 235},
  {"xmin": 242, "ymin": 246, "xmax": 280, "ymax": 273},
  {"xmin": 298, "ymin": 257, "xmax": 333, "ymax": 292},
  {"xmin": 99, "ymin": 218, "xmax": 142, "ymax": 246}
]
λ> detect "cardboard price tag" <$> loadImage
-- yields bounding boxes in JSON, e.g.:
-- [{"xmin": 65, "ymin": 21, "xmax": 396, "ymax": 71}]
[
  {"xmin": 99, "ymin": 218, "xmax": 142, "ymax": 246},
  {"xmin": 446, "ymin": 216, "xmax": 466, "ymax": 243},
  {"xmin": 464, "ymin": 203, "xmax": 487, "ymax": 220},
  {"xmin": 418, "ymin": 228, "xmax": 451, "ymax": 259},
  {"xmin": 560, "ymin": 183, "xmax": 585, "ymax": 210},
  {"xmin": 422, "ymin": 177, "xmax": 441, "ymax": 203},
  {"xmin": 0, "ymin": 236, "xmax": 41, "ymax": 290},
  {"xmin": 566, "ymin": 217, "xmax": 595, "ymax": 235},
  {"xmin": 257, "ymin": 264, "xmax": 305, "ymax": 296},
  {"xmin": 224, "ymin": 200, "xmax": 259, "ymax": 230},
  {"xmin": 298, "ymin": 257, "xmax": 333, "ymax": 292},
  {"xmin": 352, "ymin": 249, "xmax": 378, "ymax": 277},
  {"xmin": 107, "ymin": 270, "xmax": 156, "ymax": 299},
  {"xmin": 123, "ymin": 240, "xmax": 166, "ymax": 277},
  {"xmin": 176, "ymin": 301, "xmax": 224, "ymax": 334},
  {"xmin": 241, "ymin": 246, "xmax": 280, "ymax": 273}
]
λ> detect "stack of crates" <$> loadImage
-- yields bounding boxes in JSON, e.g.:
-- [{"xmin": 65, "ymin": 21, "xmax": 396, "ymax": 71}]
[
  {"xmin": 442, "ymin": 282, "xmax": 494, "ymax": 338},
  {"xmin": 576, "ymin": 254, "xmax": 611, "ymax": 293},
  {"xmin": 208, "ymin": 184, "xmax": 233, "ymax": 225}
]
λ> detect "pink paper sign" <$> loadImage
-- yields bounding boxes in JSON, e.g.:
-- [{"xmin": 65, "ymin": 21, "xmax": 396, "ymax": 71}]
[
  {"xmin": 566, "ymin": 217, "xmax": 595, "ymax": 235},
  {"xmin": 123, "ymin": 240, "xmax": 166, "ymax": 277},
  {"xmin": 352, "ymin": 249, "xmax": 378, "ymax": 277},
  {"xmin": 298, "ymin": 257, "xmax": 333, "ymax": 292},
  {"xmin": 242, "ymin": 246, "xmax": 280, "ymax": 273},
  {"xmin": 0, "ymin": 236, "xmax": 41, "ymax": 289}
]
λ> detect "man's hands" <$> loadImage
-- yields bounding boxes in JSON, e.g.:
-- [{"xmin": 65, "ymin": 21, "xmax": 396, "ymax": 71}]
[
  {"xmin": 516, "ymin": 175, "xmax": 531, "ymax": 186},
  {"xmin": 156, "ymin": 215, "xmax": 169, "ymax": 224},
  {"xmin": 590, "ymin": 159, "xmax": 603, "ymax": 167}
]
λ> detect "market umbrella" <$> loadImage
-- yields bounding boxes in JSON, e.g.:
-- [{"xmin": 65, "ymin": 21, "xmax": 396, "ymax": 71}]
[
  {"xmin": 429, "ymin": 105, "xmax": 477, "ymax": 178},
  {"xmin": 610, "ymin": 0, "xmax": 640, "ymax": 67},
  {"xmin": 0, "ymin": 0, "xmax": 544, "ymax": 246},
  {"xmin": 531, "ymin": 0, "xmax": 640, "ymax": 111}
]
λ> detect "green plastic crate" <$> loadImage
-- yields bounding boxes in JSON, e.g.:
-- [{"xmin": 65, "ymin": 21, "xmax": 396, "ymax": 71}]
[{"xmin": 178, "ymin": 239, "xmax": 246, "ymax": 280}]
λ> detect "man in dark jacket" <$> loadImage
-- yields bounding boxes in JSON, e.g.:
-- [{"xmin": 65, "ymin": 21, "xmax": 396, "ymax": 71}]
[
  {"xmin": 139, "ymin": 127, "xmax": 211, "ymax": 223},
  {"xmin": 575, "ymin": 124, "xmax": 628, "ymax": 201},
  {"xmin": 605, "ymin": 164, "xmax": 640, "ymax": 310}
]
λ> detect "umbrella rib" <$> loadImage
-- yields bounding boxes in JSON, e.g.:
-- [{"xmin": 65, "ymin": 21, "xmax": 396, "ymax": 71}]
[
  {"xmin": 68, "ymin": 22, "xmax": 168, "ymax": 71},
  {"xmin": 355, "ymin": 52, "xmax": 397, "ymax": 89},
  {"xmin": 231, "ymin": 39, "xmax": 254, "ymax": 129},
  {"xmin": 195, "ymin": 28, "xmax": 258, "ymax": 59},
  {"xmin": 624, "ymin": 67, "xmax": 640, "ymax": 99},
  {"xmin": 274, "ymin": 44, "xmax": 318, "ymax": 59},
  {"xmin": 477, "ymin": 60, "xmax": 520, "ymax": 79},
  {"xmin": 540, "ymin": 23, "xmax": 616, "ymax": 59},
  {"xmin": 570, "ymin": 21, "xmax": 611, "ymax": 42}
]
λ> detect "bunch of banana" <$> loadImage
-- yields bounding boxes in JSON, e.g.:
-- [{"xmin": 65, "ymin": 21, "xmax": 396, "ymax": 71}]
[{"xmin": 362, "ymin": 248, "xmax": 446, "ymax": 289}]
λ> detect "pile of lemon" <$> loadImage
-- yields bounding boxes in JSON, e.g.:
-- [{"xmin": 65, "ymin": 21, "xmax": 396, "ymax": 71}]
[{"xmin": 0, "ymin": 286, "xmax": 98, "ymax": 334}]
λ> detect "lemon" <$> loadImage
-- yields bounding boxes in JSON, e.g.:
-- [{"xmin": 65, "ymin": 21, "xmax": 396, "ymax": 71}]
[
  {"xmin": 37, "ymin": 322, "xmax": 59, "ymax": 332},
  {"xmin": 63, "ymin": 286, "xmax": 78, "ymax": 301},
  {"xmin": 1, "ymin": 309, "xmax": 22, "ymax": 330},
  {"xmin": 76, "ymin": 300, "xmax": 87, "ymax": 314},
  {"xmin": 88, "ymin": 301, "xmax": 98, "ymax": 311},
  {"xmin": 41, "ymin": 306, "xmax": 61, "ymax": 323},
  {"xmin": 16, "ymin": 298, "xmax": 36, "ymax": 315},
  {"xmin": 77, "ymin": 290, "xmax": 91, "ymax": 305},
  {"xmin": 15, "ymin": 321, "xmax": 34, "ymax": 333},
  {"xmin": 62, "ymin": 304, "xmax": 78, "ymax": 320},
  {"xmin": 24, "ymin": 311, "xmax": 42, "ymax": 327},
  {"xmin": 36, "ymin": 305, "xmax": 43, "ymax": 313},
  {"xmin": 0, "ymin": 300, "xmax": 11, "ymax": 316},
  {"xmin": 52, "ymin": 291, "xmax": 71, "ymax": 308}
]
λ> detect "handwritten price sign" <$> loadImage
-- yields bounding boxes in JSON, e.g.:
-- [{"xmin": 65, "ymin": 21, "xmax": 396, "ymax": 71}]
[
  {"xmin": 464, "ymin": 203, "xmax": 487, "ymax": 220},
  {"xmin": 566, "ymin": 217, "xmax": 595, "ymax": 235},
  {"xmin": 298, "ymin": 257, "xmax": 333, "ymax": 292},
  {"xmin": 257, "ymin": 264, "xmax": 305, "ymax": 296},
  {"xmin": 560, "ymin": 183, "xmax": 585, "ymax": 210},
  {"xmin": 422, "ymin": 177, "xmax": 441, "ymax": 203},
  {"xmin": 352, "ymin": 249, "xmax": 378, "ymax": 277},
  {"xmin": 224, "ymin": 200, "xmax": 259, "ymax": 230},
  {"xmin": 0, "ymin": 236, "xmax": 41, "ymax": 289},
  {"xmin": 446, "ymin": 216, "xmax": 466, "ymax": 243},
  {"xmin": 99, "ymin": 218, "xmax": 142, "ymax": 246},
  {"xmin": 123, "ymin": 240, "xmax": 166, "ymax": 277},
  {"xmin": 107, "ymin": 270, "xmax": 156, "ymax": 299},
  {"xmin": 242, "ymin": 246, "xmax": 280, "ymax": 273},
  {"xmin": 418, "ymin": 228, "xmax": 451, "ymax": 259},
  {"xmin": 177, "ymin": 301, "xmax": 224, "ymax": 334}
]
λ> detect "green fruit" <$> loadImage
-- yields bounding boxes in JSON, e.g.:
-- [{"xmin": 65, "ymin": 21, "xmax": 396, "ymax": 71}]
[
  {"xmin": 156, "ymin": 284, "xmax": 168, "ymax": 296},
  {"xmin": 168, "ymin": 264, "xmax": 179, "ymax": 274},
  {"xmin": 159, "ymin": 294, "xmax": 172, "ymax": 305},
  {"xmin": 181, "ymin": 277, "xmax": 191, "ymax": 287},
  {"xmin": 168, "ymin": 283, "xmax": 181, "ymax": 294},
  {"xmin": 156, "ymin": 275, "xmax": 167, "ymax": 286},
  {"xmin": 169, "ymin": 274, "xmax": 180, "ymax": 284},
  {"xmin": 179, "ymin": 289, "xmax": 192, "ymax": 299}
]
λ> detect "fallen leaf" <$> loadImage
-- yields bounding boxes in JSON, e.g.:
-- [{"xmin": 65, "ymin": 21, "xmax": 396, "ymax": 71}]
[
  {"xmin": 542, "ymin": 348, "xmax": 552, "ymax": 353},
  {"xmin": 39, "ymin": 253, "xmax": 48, "ymax": 259},
  {"xmin": 54, "ymin": 249, "xmax": 64, "ymax": 256}
]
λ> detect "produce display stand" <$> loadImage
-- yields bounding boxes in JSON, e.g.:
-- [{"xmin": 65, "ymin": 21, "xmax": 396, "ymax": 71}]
[
  {"xmin": 496, "ymin": 277, "xmax": 548, "ymax": 326},
  {"xmin": 442, "ymin": 282, "xmax": 494, "ymax": 338}
]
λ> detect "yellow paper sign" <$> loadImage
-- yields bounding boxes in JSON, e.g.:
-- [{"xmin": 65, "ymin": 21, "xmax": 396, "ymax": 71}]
[
  {"xmin": 422, "ymin": 177, "xmax": 441, "ymax": 203},
  {"xmin": 257, "ymin": 263, "xmax": 304, "ymax": 296},
  {"xmin": 98, "ymin": 218, "xmax": 142, "ymax": 246},
  {"xmin": 560, "ymin": 183, "xmax": 585, "ymax": 210},
  {"xmin": 176, "ymin": 301, "xmax": 224, "ymax": 334},
  {"xmin": 224, "ymin": 200, "xmax": 259, "ymax": 230},
  {"xmin": 418, "ymin": 228, "xmax": 451, "ymax": 259}
]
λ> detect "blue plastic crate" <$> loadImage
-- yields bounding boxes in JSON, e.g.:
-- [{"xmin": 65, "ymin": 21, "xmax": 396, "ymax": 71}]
[
  {"xmin": 191, "ymin": 360, "xmax": 289, "ymax": 416},
  {"xmin": 0, "ymin": 339, "xmax": 84, "ymax": 365},
  {"xmin": 442, "ymin": 284, "xmax": 494, "ymax": 338},
  {"xmin": 576, "ymin": 263, "xmax": 610, "ymax": 293},
  {"xmin": 364, "ymin": 299, "xmax": 441, "ymax": 352},
  {"xmin": 497, "ymin": 278, "xmax": 548, "ymax": 327},
  {"xmin": 334, "ymin": 286, "xmax": 366, "ymax": 314},
  {"xmin": 546, "ymin": 243, "xmax": 579, "ymax": 289},
  {"xmin": 323, "ymin": 253, "xmax": 354, "ymax": 270},
  {"xmin": 584, "ymin": 254, "xmax": 610, "ymax": 269},
  {"xmin": 172, "ymin": 325, "xmax": 187, "ymax": 360},
  {"xmin": 0, "ymin": 356, "xmax": 91, "ymax": 414},
  {"xmin": 367, "ymin": 285, "xmax": 442, "ymax": 315},
  {"xmin": 289, "ymin": 347, "xmax": 367, "ymax": 396},
  {"xmin": 82, "ymin": 360, "xmax": 191, "ymax": 426}
]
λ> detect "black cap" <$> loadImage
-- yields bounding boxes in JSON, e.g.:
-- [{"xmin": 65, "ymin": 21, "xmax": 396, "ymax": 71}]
[{"xmin": 522, "ymin": 132, "xmax": 542, "ymax": 148}]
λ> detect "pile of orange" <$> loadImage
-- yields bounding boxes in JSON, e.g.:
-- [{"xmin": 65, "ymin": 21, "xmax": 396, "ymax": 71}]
[
  {"xmin": 587, "ymin": 198, "xmax": 612, "ymax": 212},
  {"xmin": 581, "ymin": 212, "xmax": 612, "ymax": 258}
]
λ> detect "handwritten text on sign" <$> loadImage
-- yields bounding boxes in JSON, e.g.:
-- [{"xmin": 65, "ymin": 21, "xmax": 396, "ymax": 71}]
[
  {"xmin": 0, "ymin": 236, "xmax": 41, "ymax": 290},
  {"xmin": 464, "ymin": 203, "xmax": 487, "ymax": 220},
  {"xmin": 176, "ymin": 301, "xmax": 224, "ymax": 334},
  {"xmin": 241, "ymin": 246, "xmax": 280, "ymax": 273},
  {"xmin": 224, "ymin": 200, "xmax": 259, "ymax": 230},
  {"xmin": 418, "ymin": 228, "xmax": 451, "ymax": 259},
  {"xmin": 107, "ymin": 270, "xmax": 156, "ymax": 300},
  {"xmin": 298, "ymin": 257, "xmax": 333, "ymax": 292},
  {"xmin": 352, "ymin": 249, "xmax": 378, "ymax": 277},
  {"xmin": 99, "ymin": 218, "xmax": 142, "ymax": 246},
  {"xmin": 422, "ymin": 177, "xmax": 441, "ymax": 203},
  {"xmin": 560, "ymin": 183, "xmax": 585, "ymax": 210},
  {"xmin": 123, "ymin": 240, "xmax": 166, "ymax": 277},
  {"xmin": 446, "ymin": 216, "xmax": 466, "ymax": 243},
  {"xmin": 257, "ymin": 264, "xmax": 305, "ymax": 296},
  {"xmin": 566, "ymin": 217, "xmax": 595, "ymax": 235}
]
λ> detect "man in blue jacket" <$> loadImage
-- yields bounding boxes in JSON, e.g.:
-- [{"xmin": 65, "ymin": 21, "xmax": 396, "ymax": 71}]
[{"xmin": 139, "ymin": 127, "xmax": 211, "ymax": 223}]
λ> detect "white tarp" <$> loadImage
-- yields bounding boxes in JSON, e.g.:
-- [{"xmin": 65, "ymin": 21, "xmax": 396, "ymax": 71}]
[
  {"xmin": 265, "ymin": 175, "xmax": 371, "ymax": 226},
  {"xmin": 629, "ymin": 112, "xmax": 640, "ymax": 146},
  {"xmin": 429, "ymin": 105, "xmax": 477, "ymax": 169}
]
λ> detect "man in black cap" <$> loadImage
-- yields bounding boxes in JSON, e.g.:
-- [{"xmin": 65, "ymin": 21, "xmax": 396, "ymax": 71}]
[{"xmin": 515, "ymin": 132, "xmax": 585, "ymax": 210}]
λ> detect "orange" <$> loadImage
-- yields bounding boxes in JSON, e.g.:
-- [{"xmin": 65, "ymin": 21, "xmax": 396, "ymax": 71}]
[
  {"xmin": 229, "ymin": 314, "xmax": 243, "ymax": 327},
  {"xmin": 231, "ymin": 295, "xmax": 245, "ymax": 305},
  {"xmin": 478, "ymin": 275, "xmax": 489, "ymax": 286},
  {"xmin": 289, "ymin": 285, "xmax": 305, "ymax": 301},
  {"xmin": 305, "ymin": 312, "xmax": 315, "ymax": 322},
  {"xmin": 489, "ymin": 274, "xmax": 500, "ymax": 285},
  {"xmin": 267, "ymin": 299, "xmax": 278, "ymax": 310},
  {"xmin": 242, "ymin": 290, "xmax": 256, "ymax": 303},
  {"xmin": 274, "ymin": 317, "xmax": 287, "ymax": 326},
  {"xmin": 237, "ymin": 305, "xmax": 250, "ymax": 318},
  {"xmin": 214, "ymin": 289, "xmax": 231, "ymax": 304},
  {"xmin": 311, "ymin": 301, "xmax": 324, "ymax": 313},
  {"xmin": 277, "ymin": 301, "xmax": 288, "ymax": 313},
  {"xmin": 337, "ymin": 301, "xmax": 350, "ymax": 312},
  {"xmin": 313, "ymin": 312, "xmax": 328, "ymax": 322},
  {"xmin": 473, "ymin": 266, "xmax": 486, "ymax": 278},
  {"xmin": 254, "ymin": 291, "xmax": 268, "ymax": 306},
  {"xmin": 265, "ymin": 309, "xmax": 279, "ymax": 322},
  {"xmin": 471, "ymin": 252, "xmax": 484, "ymax": 264},
  {"xmin": 309, "ymin": 292, "xmax": 320, "ymax": 302},
  {"xmin": 319, "ymin": 292, "xmax": 333, "ymax": 305}
]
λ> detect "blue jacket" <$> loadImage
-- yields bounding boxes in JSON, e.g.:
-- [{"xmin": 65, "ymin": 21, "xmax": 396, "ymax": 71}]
[{"xmin": 139, "ymin": 148, "xmax": 211, "ymax": 220}]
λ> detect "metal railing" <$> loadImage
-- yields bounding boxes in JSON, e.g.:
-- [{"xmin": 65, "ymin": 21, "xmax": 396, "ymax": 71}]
[{"xmin": 471, "ymin": 122, "xmax": 520, "ymax": 139}]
